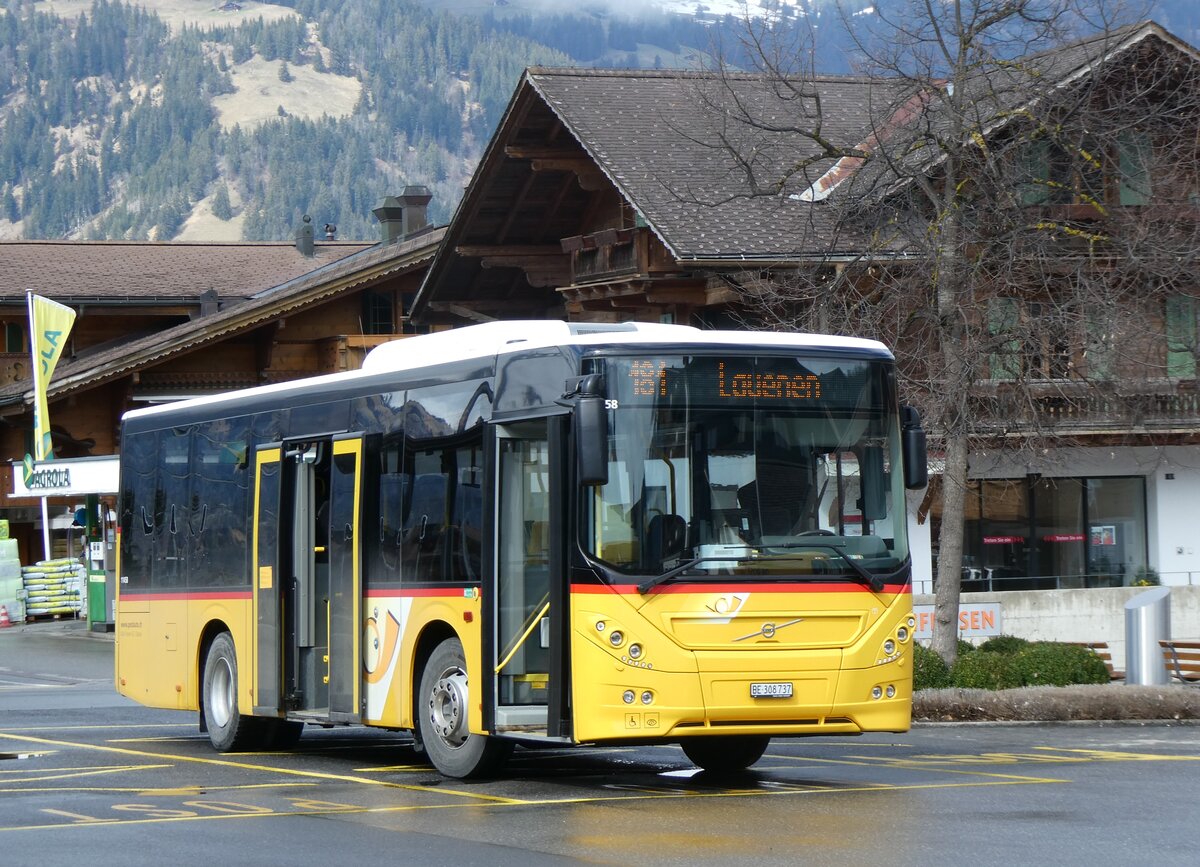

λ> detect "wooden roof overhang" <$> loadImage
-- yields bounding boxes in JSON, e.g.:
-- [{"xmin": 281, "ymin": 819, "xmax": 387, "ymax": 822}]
[{"xmin": 411, "ymin": 76, "xmax": 721, "ymax": 325}]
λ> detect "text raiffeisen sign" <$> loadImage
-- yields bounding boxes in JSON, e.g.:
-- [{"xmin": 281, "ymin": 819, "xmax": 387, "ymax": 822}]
[
  {"xmin": 11, "ymin": 456, "xmax": 119, "ymax": 498},
  {"xmin": 912, "ymin": 603, "xmax": 1002, "ymax": 640}
]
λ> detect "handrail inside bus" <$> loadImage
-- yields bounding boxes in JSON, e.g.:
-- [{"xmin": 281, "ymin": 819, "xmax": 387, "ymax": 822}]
[{"xmin": 495, "ymin": 598, "xmax": 551, "ymax": 675}]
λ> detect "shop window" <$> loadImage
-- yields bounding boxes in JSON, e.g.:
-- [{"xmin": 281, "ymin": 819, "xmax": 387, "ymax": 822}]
[
  {"xmin": 1032, "ymin": 477, "xmax": 1085, "ymax": 584},
  {"xmin": 945, "ymin": 475, "xmax": 1146, "ymax": 590},
  {"xmin": 1086, "ymin": 478, "xmax": 1147, "ymax": 587}
]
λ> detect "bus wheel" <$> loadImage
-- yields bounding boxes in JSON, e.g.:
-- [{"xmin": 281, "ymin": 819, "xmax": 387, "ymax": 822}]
[
  {"xmin": 681, "ymin": 736, "xmax": 770, "ymax": 773},
  {"xmin": 202, "ymin": 632, "xmax": 261, "ymax": 752},
  {"xmin": 418, "ymin": 637, "xmax": 511, "ymax": 778}
]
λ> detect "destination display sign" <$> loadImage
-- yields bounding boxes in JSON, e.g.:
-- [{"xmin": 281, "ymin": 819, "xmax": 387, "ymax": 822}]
[{"xmin": 606, "ymin": 355, "xmax": 881, "ymax": 412}]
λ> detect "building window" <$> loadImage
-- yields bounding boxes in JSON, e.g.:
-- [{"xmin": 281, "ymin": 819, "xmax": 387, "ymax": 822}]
[
  {"xmin": 987, "ymin": 298, "xmax": 1021, "ymax": 380},
  {"xmin": 1118, "ymin": 131, "xmax": 1152, "ymax": 205},
  {"xmin": 4, "ymin": 322, "xmax": 23, "ymax": 353},
  {"xmin": 362, "ymin": 291, "xmax": 394, "ymax": 335},
  {"xmin": 956, "ymin": 475, "xmax": 1146, "ymax": 589}
]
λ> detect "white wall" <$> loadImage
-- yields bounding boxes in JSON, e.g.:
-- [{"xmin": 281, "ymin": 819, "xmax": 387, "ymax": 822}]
[{"xmin": 914, "ymin": 585, "xmax": 1200, "ymax": 673}]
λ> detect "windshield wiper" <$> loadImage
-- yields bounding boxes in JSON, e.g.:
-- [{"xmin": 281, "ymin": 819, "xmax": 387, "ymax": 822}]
[
  {"xmin": 803, "ymin": 545, "xmax": 886, "ymax": 593},
  {"xmin": 636, "ymin": 548, "xmax": 887, "ymax": 595},
  {"xmin": 637, "ymin": 555, "xmax": 759, "ymax": 594}
]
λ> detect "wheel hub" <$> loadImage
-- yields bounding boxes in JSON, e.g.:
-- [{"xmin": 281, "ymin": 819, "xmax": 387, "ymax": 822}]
[
  {"xmin": 428, "ymin": 667, "xmax": 469, "ymax": 749},
  {"xmin": 211, "ymin": 658, "xmax": 233, "ymax": 728}
]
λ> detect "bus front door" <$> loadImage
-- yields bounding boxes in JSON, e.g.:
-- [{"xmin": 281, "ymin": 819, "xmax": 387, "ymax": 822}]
[
  {"xmin": 491, "ymin": 419, "xmax": 568, "ymax": 740},
  {"xmin": 257, "ymin": 437, "xmax": 363, "ymax": 722}
]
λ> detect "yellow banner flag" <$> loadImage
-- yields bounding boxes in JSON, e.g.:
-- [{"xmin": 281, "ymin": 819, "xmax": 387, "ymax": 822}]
[{"xmin": 28, "ymin": 293, "xmax": 76, "ymax": 461}]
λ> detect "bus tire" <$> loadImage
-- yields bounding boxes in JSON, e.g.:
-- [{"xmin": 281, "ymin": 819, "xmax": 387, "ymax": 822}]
[
  {"xmin": 417, "ymin": 637, "xmax": 512, "ymax": 779},
  {"xmin": 680, "ymin": 735, "xmax": 770, "ymax": 773},
  {"xmin": 202, "ymin": 631, "xmax": 262, "ymax": 752}
]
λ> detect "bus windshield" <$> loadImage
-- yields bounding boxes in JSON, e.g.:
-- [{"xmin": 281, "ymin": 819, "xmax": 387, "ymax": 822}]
[{"xmin": 583, "ymin": 354, "xmax": 909, "ymax": 585}]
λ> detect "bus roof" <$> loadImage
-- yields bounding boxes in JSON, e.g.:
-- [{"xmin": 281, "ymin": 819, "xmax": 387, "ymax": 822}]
[
  {"xmin": 123, "ymin": 321, "xmax": 892, "ymax": 422},
  {"xmin": 360, "ymin": 321, "xmax": 890, "ymax": 374}
]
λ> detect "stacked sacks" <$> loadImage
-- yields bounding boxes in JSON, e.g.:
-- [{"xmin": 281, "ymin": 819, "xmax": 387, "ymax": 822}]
[
  {"xmin": 0, "ymin": 536, "xmax": 21, "ymax": 623},
  {"xmin": 22, "ymin": 558, "xmax": 85, "ymax": 618}
]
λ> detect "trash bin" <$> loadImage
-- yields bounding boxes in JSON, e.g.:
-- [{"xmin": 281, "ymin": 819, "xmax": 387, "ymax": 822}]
[{"xmin": 1125, "ymin": 586, "xmax": 1170, "ymax": 685}]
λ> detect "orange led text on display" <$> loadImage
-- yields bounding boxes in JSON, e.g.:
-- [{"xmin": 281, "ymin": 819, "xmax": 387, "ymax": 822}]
[{"xmin": 718, "ymin": 362, "xmax": 821, "ymax": 400}]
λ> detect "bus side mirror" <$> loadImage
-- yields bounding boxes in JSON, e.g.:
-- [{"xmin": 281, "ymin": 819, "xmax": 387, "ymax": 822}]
[
  {"xmin": 901, "ymin": 406, "xmax": 928, "ymax": 490},
  {"xmin": 574, "ymin": 375, "xmax": 609, "ymax": 487}
]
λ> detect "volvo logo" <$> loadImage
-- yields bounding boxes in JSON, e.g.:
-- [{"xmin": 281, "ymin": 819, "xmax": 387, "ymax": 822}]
[{"xmin": 734, "ymin": 618, "xmax": 803, "ymax": 642}]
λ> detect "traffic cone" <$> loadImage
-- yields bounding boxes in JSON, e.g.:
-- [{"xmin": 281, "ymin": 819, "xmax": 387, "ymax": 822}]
[{"xmin": 0, "ymin": 605, "xmax": 11, "ymax": 628}]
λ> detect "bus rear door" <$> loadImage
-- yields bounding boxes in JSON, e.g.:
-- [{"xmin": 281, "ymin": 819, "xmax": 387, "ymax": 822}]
[{"xmin": 253, "ymin": 436, "xmax": 363, "ymax": 722}]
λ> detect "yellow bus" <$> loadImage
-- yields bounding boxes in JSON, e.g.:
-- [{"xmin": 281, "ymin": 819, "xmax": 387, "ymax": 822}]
[{"xmin": 115, "ymin": 321, "xmax": 927, "ymax": 778}]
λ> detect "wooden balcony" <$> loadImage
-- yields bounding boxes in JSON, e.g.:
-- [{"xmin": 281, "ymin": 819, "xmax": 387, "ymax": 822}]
[
  {"xmin": 968, "ymin": 378, "xmax": 1200, "ymax": 436},
  {"xmin": 560, "ymin": 226, "xmax": 682, "ymax": 287}
]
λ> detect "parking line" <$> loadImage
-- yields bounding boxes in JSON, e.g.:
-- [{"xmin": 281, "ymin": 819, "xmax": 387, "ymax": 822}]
[{"xmin": 0, "ymin": 731, "xmax": 526, "ymax": 804}]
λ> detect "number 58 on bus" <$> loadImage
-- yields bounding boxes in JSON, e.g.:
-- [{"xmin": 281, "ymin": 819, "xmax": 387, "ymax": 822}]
[{"xmin": 115, "ymin": 321, "xmax": 927, "ymax": 778}]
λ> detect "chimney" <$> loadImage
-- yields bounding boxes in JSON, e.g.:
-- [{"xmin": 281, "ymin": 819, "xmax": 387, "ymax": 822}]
[
  {"xmin": 199, "ymin": 288, "xmax": 219, "ymax": 317},
  {"xmin": 373, "ymin": 185, "xmax": 432, "ymax": 244},
  {"xmin": 295, "ymin": 214, "xmax": 314, "ymax": 257}
]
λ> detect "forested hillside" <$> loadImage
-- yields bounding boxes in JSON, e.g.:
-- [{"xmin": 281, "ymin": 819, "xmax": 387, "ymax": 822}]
[
  {"xmin": 1, "ymin": 0, "xmax": 1196, "ymax": 242},
  {"xmin": 0, "ymin": 0, "xmax": 740, "ymax": 241}
]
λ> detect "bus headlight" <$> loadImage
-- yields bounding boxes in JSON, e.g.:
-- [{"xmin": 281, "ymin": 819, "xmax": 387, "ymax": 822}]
[
  {"xmin": 627, "ymin": 643, "xmax": 643, "ymax": 659},
  {"xmin": 609, "ymin": 630, "xmax": 624, "ymax": 647},
  {"xmin": 882, "ymin": 639, "xmax": 896, "ymax": 656},
  {"xmin": 871, "ymin": 686, "xmax": 883, "ymax": 700},
  {"xmin": 897, "ymin": 626, "xmax": 909, "ymax": 643},
  {"xmin": 641, "ymin": 691, "xmax": 653, "ymax": 705},
  {"xmin": 623, "ymin": 690, "xmax": 635, "ymax": 704}
]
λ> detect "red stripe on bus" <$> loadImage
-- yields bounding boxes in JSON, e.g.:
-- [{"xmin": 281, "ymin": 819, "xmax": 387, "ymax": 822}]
[
  {"xmin": 570, "ymin": 582, "xmax": 911, "ymax": 595},
  {"xmin": 364, "ymin": 587, "xmax": 478, "ymax": 598},
  {"xmin": 118, "ymin": 591, "xmax": 253, "ymax": 601}
]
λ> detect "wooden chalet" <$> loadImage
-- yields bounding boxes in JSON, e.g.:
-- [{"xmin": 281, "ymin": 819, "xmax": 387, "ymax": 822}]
[
  {"xmin": 0, "ymin": 188, "xmax": 442, "ymax": 562},
  {"xmin": 412, "ymin": 22, "xmax": 1200, "ymax": 592}
]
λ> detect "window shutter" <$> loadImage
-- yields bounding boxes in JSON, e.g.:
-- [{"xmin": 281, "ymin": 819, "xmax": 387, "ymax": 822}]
[
  {"xmin": 988, "ymin": 297, "xmax": 1021, "ymax": 380},
  {"xmin": 1118, "ymin": 131, "xmax": 1151, "ymax": 206},
  {"xmin": 1166, "ymin": 295, "xmax": 1197, "ymax": 379}
]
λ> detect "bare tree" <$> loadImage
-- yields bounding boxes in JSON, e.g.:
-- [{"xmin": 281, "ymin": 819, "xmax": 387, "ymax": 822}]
[{"xmin": 679, "ymin": 2, "xmax": 1200, "ymax": 665}]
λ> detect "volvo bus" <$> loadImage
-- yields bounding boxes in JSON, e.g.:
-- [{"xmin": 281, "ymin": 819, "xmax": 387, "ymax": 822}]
[{"xmin": 115, "ymin": 321, "xmax": 927, "ymax": 778}]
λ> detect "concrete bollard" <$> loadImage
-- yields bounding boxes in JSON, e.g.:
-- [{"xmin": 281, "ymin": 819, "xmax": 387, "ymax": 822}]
[{"xmin": 1124, "ymin": 586, "xmax": 1171, "ymax": 685}]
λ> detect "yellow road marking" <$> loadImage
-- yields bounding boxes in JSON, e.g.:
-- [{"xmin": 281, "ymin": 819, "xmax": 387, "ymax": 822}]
[
  {"xmin": 0, "ymin": 731, "xmax": 525, "ymax": 805},
  {"xmin": 1035, "ymin": 747, "xmax": 1200, "ymax": 762},
  {"xmin": 0, "ymin": 776, "xmax": 1063, "ymax": 833},
  {"xmin": 0, "ymin": 783, "xmax": 315, "ymax": 794},
  {"xmin": 0, "ymin": 765, "xmax": 172, "ymax": 784},
  {"xmin": 0, "ymin": 724, "xmax": 192, "ymax": 732}
]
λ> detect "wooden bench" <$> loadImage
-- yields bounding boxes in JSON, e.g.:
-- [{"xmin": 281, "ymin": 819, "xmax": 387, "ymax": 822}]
[
  {"xmin": 1071, "ymin": 641, "xmax": 1123, "ymax": 681},
  {"xmin": 1159, "ymin": 640, "xmax": 1200, "ymax": 685}
]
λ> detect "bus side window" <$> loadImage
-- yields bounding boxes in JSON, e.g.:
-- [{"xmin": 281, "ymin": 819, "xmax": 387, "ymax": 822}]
[
  {"xmin": 402, "ymin": 469, "xmax": 447, "ymax": 582},
  {"xmin": 120, "ymin": 430, "xmax": 158, "ymax": 593}
]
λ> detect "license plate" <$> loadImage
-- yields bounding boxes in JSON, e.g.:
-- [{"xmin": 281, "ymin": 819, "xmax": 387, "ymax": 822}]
[{"xmin": 750, "ymin": 681, "xmax": 793, "ymax": 698}]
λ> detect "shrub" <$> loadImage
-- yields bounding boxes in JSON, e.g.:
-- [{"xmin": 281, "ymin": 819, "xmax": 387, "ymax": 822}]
[
  {"xmin": 1133, "ymin": 566, "xmax": 1160, "ymax": 586},
  {"xmin": 913, "ymin": 642, "xmax": 952, "ymax": 690},
  {"xmin": 978, "ymin": 635, "xmax": 1030, "ymax": 655},
  {"xmin": 951, "ymin": 650, "xmax": 1022, "ymax": 690},
  {"xmin": 1012, "ymin": 642, "xmax": 1110, "ymax": 686}
]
